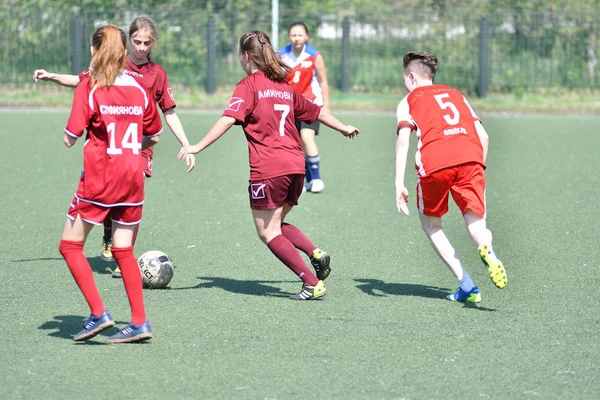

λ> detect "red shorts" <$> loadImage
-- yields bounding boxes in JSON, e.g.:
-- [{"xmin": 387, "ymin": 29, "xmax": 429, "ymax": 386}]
[
  {"xmin": 248, "ymin": 174, "xmax": 304, "ymax": 210},
  {"xmin": 67, "ymin": 196, "xmax": 143, "ymax": 225},
  {"xmin": 416, "ymin": 162, "xmax": 486, "ymax": 218}
]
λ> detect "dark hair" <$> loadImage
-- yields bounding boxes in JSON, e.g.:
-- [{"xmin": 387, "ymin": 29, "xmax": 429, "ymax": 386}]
[
  {"xmin": 403, "ymin": 51, "xmax": 438, "ymax": 81},
  {"xmin": 89, "ymin": 25, "xmax": 127, "ymax": 88},
  {"xmin": 288, "ymin": 21, "xmax": 309, "ymax": 36},
  {"xmin": 239, "ymin": 30, "xmax": 291, "ymax": 81},
  {"xmin": 129, "ymin": 15, "xmax": 159, "ymax": 60}
]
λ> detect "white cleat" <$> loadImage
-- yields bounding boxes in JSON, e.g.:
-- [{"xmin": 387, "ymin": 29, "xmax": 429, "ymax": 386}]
[{"xmin": 309, "ymin": 179, "xmax": 325, "ymax": 193}]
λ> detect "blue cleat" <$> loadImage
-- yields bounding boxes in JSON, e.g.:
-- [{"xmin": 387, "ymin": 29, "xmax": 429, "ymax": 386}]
[
  {"xmin": 446, "ymin": 286, "xmax": 481, "ymax": 303},
  {"xmin": 73, "ymin": 310, "xmax": 115, "ymax": 341},
  {"xmin": 106, "ymin": 321, "xmax": 153, "ymax": 343}
]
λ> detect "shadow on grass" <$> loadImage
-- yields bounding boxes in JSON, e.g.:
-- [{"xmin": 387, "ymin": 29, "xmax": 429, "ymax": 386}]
[
  {"xmin": 354, "ymin": 279, "xmax": 497, "ymax": 312},
  {"xmin": 12, "ymin": 256, "xmax": 114, "ymax": 275},
  {"xmin": 173, "ymin": 276, "xmax": 293, "ymax": 298},
  {"xmin": 39, "ymin": 315, "xmax": 128, "ymax": 343},
  {"xmin": 88, "ymin": 256, "xmax": 114, "ymax": 275}
]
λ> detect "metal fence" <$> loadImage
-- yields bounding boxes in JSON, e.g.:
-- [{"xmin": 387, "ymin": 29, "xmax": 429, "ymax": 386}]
[{"xmin": 2, "ymin": 8, "xmax": 599, "ymax": 96}]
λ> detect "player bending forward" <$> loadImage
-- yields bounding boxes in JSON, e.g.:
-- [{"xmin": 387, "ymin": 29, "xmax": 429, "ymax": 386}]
[{"xmin": 395, "ymin": 51, "xmax": 507, "ymax": 303}]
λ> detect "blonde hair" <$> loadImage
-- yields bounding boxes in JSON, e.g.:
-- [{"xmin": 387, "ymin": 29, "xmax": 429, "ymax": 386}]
[
  {"xmin": 129, "ymin": 15, "xmax": 159, "ymax": 60},
  {"xmin": 89, "ymin": 25, "xmax": 127, "ymax": 88},
  {"xmin": 239, "ymin": 30, "xmax": 291, "ymax": 81}
]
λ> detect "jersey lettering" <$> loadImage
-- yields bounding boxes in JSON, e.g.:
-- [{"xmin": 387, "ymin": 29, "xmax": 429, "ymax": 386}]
[{"xmin": 106, "ymin": 122, "xmax": 141, "ymax": 155}]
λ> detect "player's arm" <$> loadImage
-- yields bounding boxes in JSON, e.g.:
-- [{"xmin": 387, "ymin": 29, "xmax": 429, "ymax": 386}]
[
  {"xmin": 142, "ymin": 134, "xmax": 160, "ymax": 150},
  {"xmin": 474, "ymin": 120, "xmax": 489, "ymax": 163},
  {"xmin": 33, "ymin": 69, "xmax": 80, "ymax": 87},
  {"xmin": 314, "ymin": 53, "xmax": 330, "ymax": 113},
  {"xmin": 163, "ymin": 108, "xmax": 196, "ymax": 172},
  {"xmin": 63, "ymin": 133, "xmax": 78, "ymax": 147},
  {"xmin": 177, "ymin": 116, "xmax": 236, "ymax": 160},
  {"xmin": 395, "ymin": 123, "xmax": 412, "ymax": 216},
  {"xmin": 316, "ymin": 109, "xmax": 359, "ymax": 139}
]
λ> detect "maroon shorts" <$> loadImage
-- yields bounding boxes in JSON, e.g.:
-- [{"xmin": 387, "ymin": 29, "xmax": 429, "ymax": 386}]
[
  {"xmin": 67, "ymin": 196, "xmax": 143, "ymax": 225},
  {"xmin": 248, "ymin": 174, "xmax": 304, "ymax": 210},
  {"xmin": 416, "ymin": 162, "xmax": 486, "ymax": 218}
]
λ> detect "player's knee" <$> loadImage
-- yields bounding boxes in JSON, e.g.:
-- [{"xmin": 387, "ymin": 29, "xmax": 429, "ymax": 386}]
[{"xmin": 59, "ymin": 240, "xmax": 84, "ymax": 256}]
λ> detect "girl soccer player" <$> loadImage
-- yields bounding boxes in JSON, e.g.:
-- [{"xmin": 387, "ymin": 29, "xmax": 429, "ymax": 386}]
[
  {"xmin": 59, "ymin": 24, "xmax": 162, "ymax": 342},
  {"xmin": 280, "ymin": 22, "xmax": 330, "ymax": 193},
  {"xmin": 34, "ymin": 15, "xmax": 194, "ymax": 274},
  {"xmin": 178, "ymin": 30, "xmax": 359, "ymax": 299}
]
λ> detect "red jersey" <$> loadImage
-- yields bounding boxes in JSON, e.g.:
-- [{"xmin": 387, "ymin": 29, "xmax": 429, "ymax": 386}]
[
  {"xmin": 396, "ymin": 84, "xmax": 484, "ymax": 177},
  {"xmin": 65, "ymin": 73, "xmax": 163, "ymax": 206},
  {"xmin": 280, "ymin": 44, "xmax": 324, "ymax": 106},
  {"xmin": 78, "ymin": 56, "xmax": 176, "ymax": 166},
  {"xmin": 222, "ymin": 71, "xmax": 320, "ymax": 180}
]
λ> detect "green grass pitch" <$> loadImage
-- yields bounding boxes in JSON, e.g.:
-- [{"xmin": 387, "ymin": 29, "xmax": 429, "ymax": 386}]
[{"xmin": 0, "ymin": 109, "xmax": 599, "ymax": 399}]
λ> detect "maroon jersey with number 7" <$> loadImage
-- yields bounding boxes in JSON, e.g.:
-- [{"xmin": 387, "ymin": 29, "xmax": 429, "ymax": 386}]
[{"xmin": 222, "ymin": 71, "xmax": 320, "ymax": 180}]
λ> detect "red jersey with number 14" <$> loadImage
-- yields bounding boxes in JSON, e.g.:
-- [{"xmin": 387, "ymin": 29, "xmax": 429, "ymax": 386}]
[
  {"xmin": 222, "ymin": 71, "xmax": 320, "ymax": 180},
  {"xmin": 65, "ymin": 74, "xmax": 163, "ymax": 206},
  {"xmin": 396, "ymin": 84, "xmax": 484, "ymax": 177}
]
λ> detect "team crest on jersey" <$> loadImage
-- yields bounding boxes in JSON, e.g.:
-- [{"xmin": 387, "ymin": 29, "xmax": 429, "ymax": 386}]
[
  {"xmin": 250, "ymin": 183, "xmax": 266, "ymax": 199},
  {"xmin": 301, "ymin": 61, "xmax": 313, "ymax": 68},
  {"xmin": 226, "ymin": 97, "xmax": 244, "ymax": 112},
  {"xmin": 167, "ymin": 88, "xmax": 175, "ymax": 101}
]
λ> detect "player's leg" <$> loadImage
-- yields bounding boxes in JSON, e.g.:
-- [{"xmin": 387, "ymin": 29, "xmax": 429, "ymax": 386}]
[
  {"xmin": 59, "ymin": 202, "xmax": 114, "ymax": 340},
  {"xmin": 100, "ymin": 215, "xmax": 114, "ymax": 262},
  {"xmin": 300, "ymin": 125, "xmax": 324, "ymax": 193},
  {"xmin": 106, "ymin": 206, "xmax": 152, "ymax": 343},
  {"xmin": 452, "ymin": 163, "xmax": 507, "ymax": 289},
  {"xmin": 417, "ymin": 170, "xmax": 480, "ymax": 303},
  {"xmin": 280, "ymin": 203, "xmax": 331, "ymax": 280}
]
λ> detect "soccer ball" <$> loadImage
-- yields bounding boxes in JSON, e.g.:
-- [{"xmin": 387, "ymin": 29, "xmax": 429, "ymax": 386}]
[{"xmin": 137, "ymin": 250, "xmax": 174, "ymax": 289}]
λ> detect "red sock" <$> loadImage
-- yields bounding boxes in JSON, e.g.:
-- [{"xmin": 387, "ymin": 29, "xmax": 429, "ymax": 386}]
[
  {"xmin": 103, "ymin": 216, "xmax": 112, "ymax": 240},
  {"xmin": 58, "ymin": 240, "xmax": 105, "ymax": 317},
  {"xmin": 132, "ymin": 223, "xmax": 140, "ymax": 246},
  {"xmin": 267, "ymin": 235, "xmax": 319, "ymax": 286},
  {"xmin": 111, "ymin": 246, "xmax": 146, "ymax": 325},
  {"xmin": 281, "ymin": 223, "xmax": 317, "ymax": 256}
]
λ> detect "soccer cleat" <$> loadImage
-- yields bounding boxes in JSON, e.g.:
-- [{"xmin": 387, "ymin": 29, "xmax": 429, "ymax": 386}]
[
  {"xmin": 446, "ymin": 286, "xmax": 481, "ymax": 303},
  {"xmin": 111, "ymin": 266, "xmax": 122, "ymax": 279},
  {"xmin": 289, "ymin": 280, "xmax": 326, "ymax": 300},
  {"xmin": 309, "ymin": 179, "xmax": 325, "ymax": 193},
  {"xmin": 106, "ymin": 321, "xmax": 152, "ymax": 343},
  {"xmin": 478, "ymin": 244, "xmax": 508, "ymax": 289},
  {"xmin": 73, "ymin": 310, "xmax": 115, "ymax": 341},
  {"xmin": 100, "ymin": 237, "xmax": 114, "ymax": 262},
  {"xmin": 310, "ymin": 249, "xmax": 331, "ymax": 281}
]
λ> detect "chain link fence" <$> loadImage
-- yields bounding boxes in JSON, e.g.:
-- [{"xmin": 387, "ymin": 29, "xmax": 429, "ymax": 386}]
[{"xmin": 2, "ymin": 8, "xmax": 599, "ymax": 96}]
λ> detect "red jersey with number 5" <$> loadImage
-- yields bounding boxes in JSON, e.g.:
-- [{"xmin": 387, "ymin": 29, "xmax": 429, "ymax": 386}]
[
  {"xmin": 65, "ymin": 73, "xmax": 163, "ymax": 206},
  {"xmin": 396, "ymin": 84, "xmax": 484, "ymax": 177},
  {"xmin": 222, "ymin": 71, "xmax": 320, "ymax": 180}
]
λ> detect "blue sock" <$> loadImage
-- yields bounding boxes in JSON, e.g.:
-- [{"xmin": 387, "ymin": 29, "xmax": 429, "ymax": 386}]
[
  {"xmin": 307, "ymin": 155, "xmax": 321, "ymax": 180},
  {"xmin": 305, "ymin": 157, "xmax": 313, "ymax": 184},
  {"xmin": 459, "ymin": 271, "xmax": 475, "ymax": 292}
]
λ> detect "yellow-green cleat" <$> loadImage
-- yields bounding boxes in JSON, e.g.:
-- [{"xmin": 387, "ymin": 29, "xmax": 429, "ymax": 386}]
[
  {"xmin": 478, "ymin": 244, "xmax": 508, "ymax": 289},
  {"xmin": 111, "ymin": 266, "xmax": 122, "ymax": 279},
  {"xmin": 290, "ymin": 280, "xmax": 327, "ymax": 300},
  {"xmin": 100, "ymin": 237, "xmax": 114, "ymax": 262},
  {"xmin": 310, "ymin": 249, "xmax": 331, "ymax": 280}
]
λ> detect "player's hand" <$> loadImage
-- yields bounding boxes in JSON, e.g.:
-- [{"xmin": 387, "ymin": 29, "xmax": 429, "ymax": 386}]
[
  {"xmin": 341, "ymin": 125, "xmax": 360, "ymax": 139},
  {"xmin": 396, "ymin": 187, "xmax": 410, "ymax": 216},
  {"xmin": 177, "ymin": 144, "xmax": 201, "ymax": 161},
  {"xmin": 33, "ymin": 69, "xmax": 51, "ymax": 83},
  {"xmin": 185, "ymin": 153, "xmax": 196, "ymax": 173}
]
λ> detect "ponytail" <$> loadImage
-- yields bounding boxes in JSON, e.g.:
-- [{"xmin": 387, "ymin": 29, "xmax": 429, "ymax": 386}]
[
  {"xmin": 239, "ymin": 30, "xmax": 291, "ymax": 81},
  {"xmin": 89, "ymin": 25, "xmax": 127, "ymax": 88}
]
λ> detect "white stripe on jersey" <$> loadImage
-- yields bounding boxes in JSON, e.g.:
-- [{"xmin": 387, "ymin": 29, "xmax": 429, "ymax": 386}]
[{"xmin": 87, "ymin": 73, "xmax": 150, "ymax": 111}]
